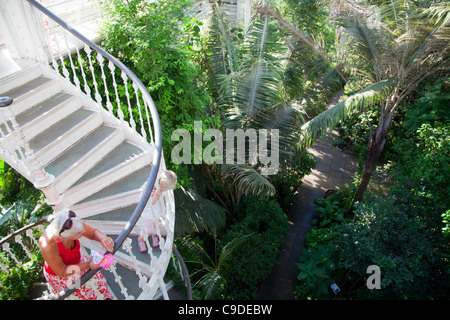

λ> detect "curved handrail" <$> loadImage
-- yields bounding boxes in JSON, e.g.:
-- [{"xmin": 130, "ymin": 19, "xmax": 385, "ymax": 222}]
[
  {"xmin": 172, "ymin": 245, "xmax": 193, "ymax": 300},
  {"xmin": 0, "ymin": 217, "xmax": 193, "ymax": 300},
  {"xmin": 25, "ymin": 0, "xmax": 163, "ymax": 300}
]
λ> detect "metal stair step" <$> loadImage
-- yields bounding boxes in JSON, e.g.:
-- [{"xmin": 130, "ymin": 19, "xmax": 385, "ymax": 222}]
[
  {"xmin": 75, "ymin": 165, "xmax": 152, "ymax": 205},
  {"xmin": 0, "ymin": 76, "xmax": 51, "ymax": 100},
  {"xmin": 71, "ymin": 141, "xmax": 145, "ymax": 188},
  {"xmin": 15, "ymin": 92, "xmax": 73, "ymax": 126},
  {"xmin": 84, "ymin": 205, "xmax": 136, "ymax": 222},
  {"xmin": 29, "ymin": 108, "xmax": 95, "ymax": 152},
  {"xmin": 45, "ymin": 125, "xmax": 117, "ymax": 178},
  {"xmin": 1, "ymin": 76, "xmax": 61, "ymax": 116}
]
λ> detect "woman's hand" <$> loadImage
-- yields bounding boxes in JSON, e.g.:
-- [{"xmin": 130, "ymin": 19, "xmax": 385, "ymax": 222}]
[
  {"xmin": 88, "ymin": 258, "xmax": 100, "ymax": 270},
  {"xmin": 100, "ymin": 236, "xmax": 114, "ymax": 252},
  {"xmin": 84, "ymin": 224, "xmax": 115, "ymax": 252}
]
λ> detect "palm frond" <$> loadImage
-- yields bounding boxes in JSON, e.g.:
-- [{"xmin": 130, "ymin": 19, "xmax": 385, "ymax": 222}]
[
  {"xmin": 216, "ymin": 233, "xmax": 253, "ymax": 272},
  {"xmin": 400, "ymin": 4, "xmax": 450, "ymax": 80},
  {"xmin": 206, "ymin": 1, "xmax": 241, "ymax": 100},
  {"xmin": 222, "ymin": 16, "xmax": 285, "ymax": 128},
  {"xmin": 337, "ymin": 14, "xmax": 392, "ymax": 83},
  {"xmin": 176, "ymin": 235, "xmax": 213, "ymax": 266},
  {"xmin": 174, "ymin": 186, "xmax": 228, "ymax": 235},
  {"xmin": 423, "ymin": 3, "xmax": 450, "ymax": 27},
  {"xmin": 298, "ymin": 77, "xmax": 396, "ymax": 149},
  {"xmin": 220, "ymin": 164, "xmax": 276, "ymax": 197}
]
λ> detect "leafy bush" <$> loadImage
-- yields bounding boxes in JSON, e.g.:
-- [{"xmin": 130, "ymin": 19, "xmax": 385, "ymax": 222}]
[
  {"xmin": 0, "ymin": 166, "xmax": 49, "ymax": 300},
  {"xmin": 0, "ymin": 252, "xmax": 44, "ymax": 300},
  {"xmin": 221, "ymin": 195, "xmax": 289, "ymax": 299},
  {"xmin": 389, "ymin": 123, "xmax": 450, "ymax": 238},
  {"xmin": 98, "ymin": 0, "xmax": 211, "ymax": 183},
  {"xmin": 403, "ymin": 79, "xmax": 450, "ymax": 133},
  {"xmin": 269, "ymin": 150, "xmax": 316, "ymax": 210},
  {"xmin": 333, "ymin": 107, "xmax": 379, "ymax": 154},
  {"xmin": 295, "ymin": 188, "xmax": 351, "ymax": 299},
  {"xmin": 341, "ymin": 194, "xmax": 449, "ymax": 299}
]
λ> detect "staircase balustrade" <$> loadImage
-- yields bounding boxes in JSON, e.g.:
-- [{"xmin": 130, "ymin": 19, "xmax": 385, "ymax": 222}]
[{"xmin": 0, "ymin": 0, "xmax": 192, "ymax": 300}]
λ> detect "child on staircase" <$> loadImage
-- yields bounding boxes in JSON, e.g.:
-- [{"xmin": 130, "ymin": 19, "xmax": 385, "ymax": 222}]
[{"xmin": 138, "ymin": 170, "xmax": 177, "ymax": 251}]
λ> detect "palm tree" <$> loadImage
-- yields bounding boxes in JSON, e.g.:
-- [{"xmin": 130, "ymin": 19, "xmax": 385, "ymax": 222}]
[
  {"xmin": 258, "ymin": 0, "xmax": 450, "ymax": 212},
  {"xmin": 174, "ymin": 186, "xmax": 228, "ymax": 236},
  {"xmin": 200, "ymin": 1, "xmax": 332, "ymax": 214},
  {"xmin": 176, "ymin": 233, "xmax": 251, "ymax": 299}
]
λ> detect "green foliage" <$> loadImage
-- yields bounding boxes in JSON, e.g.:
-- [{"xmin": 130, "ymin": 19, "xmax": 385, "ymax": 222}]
[
  {"xmin": 342, "ymin": 194, "xmax": 448, "ymax": 299},
  {"xmin": 176, "ymin": 233, "xmax": 252, "ymax": 300},
  {"xmin": 297, "ymin": 118, "xmax": 450, "ymax": 299},
  {"xmin": 0, "ymin": 167, "xmax": 50, "ymax": 235},
  {"xmin": 0, "ymin": 166, "xmax": 49, "ymax": 300},
  {"xmin": 269, "ymin": 150, "xmax": 316, "ymax": 210},
  {"xmin": 98, "ymin": 0, "xmax": 210, "ymax": 176},
  {"xmin": 221, "ymin": 195, "xmax": 289, "ymax": 299},
  {"xmin": 403, "ymin": 79, "xmax": 450, "ymax": 133},
  {"xmin": 277, "ymin": 0, "xmax": 335, "ymax": 50},
  {"xmin": 296, "ymin": 244, "xmax": 340, "ymax": 299},
  {"xmin": 295, "ymin": 188, "xmax": 351, "ymax": 299},
  {"xmin": 0, "ymin": 252, "xmax": 44, "ymax": 300},
  {"xmin": 333, "ymin": 106, "xmax": 380, "ymax": 154},
  {"xmin": 390, "ymin": 123, "xmax": 450, "ymax": 226},
  {"xmin": 442, "ymin": 209, "xmax": 450, "ymax": 239}
]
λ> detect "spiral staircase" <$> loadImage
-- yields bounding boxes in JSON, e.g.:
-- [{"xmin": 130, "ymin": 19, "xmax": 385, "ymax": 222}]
[{"xmin": 0, "ymin": 0, "xmax": 189, "ymax": 300}]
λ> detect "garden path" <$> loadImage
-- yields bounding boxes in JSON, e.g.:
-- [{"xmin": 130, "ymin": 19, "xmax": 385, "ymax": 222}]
[{"xmin": 257, "ymin": 90, "xmax": 359, "ymax": 300}]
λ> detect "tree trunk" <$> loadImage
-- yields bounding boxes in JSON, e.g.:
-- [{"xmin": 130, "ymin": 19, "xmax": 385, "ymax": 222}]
[
  {"xmin": 352, "ymin": 131, "xmax": 385, "ymax": 207},
  {"xmin": 351, "ymin": 101, "xmax": 396, "ymax": 219}
]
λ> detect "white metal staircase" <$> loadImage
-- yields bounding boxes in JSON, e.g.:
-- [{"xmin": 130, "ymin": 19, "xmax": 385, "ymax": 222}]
[{"xmin": 0, "ymin": 0, "xmax": 185, "ymax": 300}]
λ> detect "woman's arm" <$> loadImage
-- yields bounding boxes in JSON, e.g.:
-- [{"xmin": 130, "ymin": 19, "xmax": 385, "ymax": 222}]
[{"xmin": 83, "ymin": 223, "xmax": 114, "ymax": 252}]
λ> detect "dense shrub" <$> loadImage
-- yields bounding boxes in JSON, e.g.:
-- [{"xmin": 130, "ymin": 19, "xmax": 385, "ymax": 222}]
[
  {"xmin": 295, "ymin": 188, "xmax": 352, "ymax": 299},
  {"xmin": 221, "ymin": 195, "xmax": 289, "ymax": 299},
  {"xmin": 269, "ymin": 150, "xmax": 316, "ymax": 210},
  {"xmin": 341, "ymin": 194, "xmax": 449, "ymax": 299},
  {"xmin": 296, "ymin": 118, "xmax": 450, "ymax": 299}
]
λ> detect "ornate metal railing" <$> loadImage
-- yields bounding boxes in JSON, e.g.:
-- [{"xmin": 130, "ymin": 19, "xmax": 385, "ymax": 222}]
[
  {"xmin": 0, "ymin": 0, "xmax": 192, "ymax": 300},
  {"xmin": 27, "ymin": 0, "xmax": 164, "ymax": 299}
]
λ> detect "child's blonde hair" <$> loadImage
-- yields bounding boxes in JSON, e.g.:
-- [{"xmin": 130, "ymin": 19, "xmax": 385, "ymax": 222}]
[{"xmin": 159, "ymin": 170, "xmax": 177, "ymax": 190}]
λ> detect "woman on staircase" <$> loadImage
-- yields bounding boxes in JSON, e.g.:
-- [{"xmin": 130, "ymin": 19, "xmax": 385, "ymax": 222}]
[{"xmin": 39, "ymin": 209, "xmax": 115, "ymax": 300}]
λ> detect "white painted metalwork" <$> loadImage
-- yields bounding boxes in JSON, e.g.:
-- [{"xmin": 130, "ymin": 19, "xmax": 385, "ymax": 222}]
[{"xmin": 0, "ymin": 0, "xmax": 191, "ymax": 300}]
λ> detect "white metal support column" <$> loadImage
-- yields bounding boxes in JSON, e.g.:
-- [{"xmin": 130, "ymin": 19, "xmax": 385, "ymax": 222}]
[{"xmin": 0, "ymin": 0, "xmax": 49, "ymax": 64}]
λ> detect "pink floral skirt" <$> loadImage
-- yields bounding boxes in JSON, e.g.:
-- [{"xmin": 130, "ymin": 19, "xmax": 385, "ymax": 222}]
[{"xmin": 43, "ymin": 254, "xmax": 115, "ymax": 300}]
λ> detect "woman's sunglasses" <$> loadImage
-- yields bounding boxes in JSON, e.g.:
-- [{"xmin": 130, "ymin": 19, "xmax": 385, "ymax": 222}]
[{"xmin": 59, "ymin": 211, "xmax": 76, "ymax": 235}]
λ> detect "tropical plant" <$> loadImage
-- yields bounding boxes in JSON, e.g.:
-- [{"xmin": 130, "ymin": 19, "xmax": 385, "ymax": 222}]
[
  {"xmin": 176, "ymin": 233, "xmax": 252, "ymax": 300},
  {"xmin": 341, "ymin": 193, "xmax": 448, "ymax": 299},
  {"xmin": 173, "ymin": 186, "xmax": 228, "ymax": 236},
  {"xmin": 200, "ymin": 2, "xmax": 331, "ymax": 214},
  {"xmin": 296, "ymin": 244, "xmax": 339, "ymax": 299},
  {"xmin": 98, "ymin": 0, "xmax": 210, "ymax": 164},
  {"xmin": 258, "ymin": 0, "xmax": 450, "ymax": 211},
  {"xmin": 221, "ymin": 194, "xmax": 289, "ymax": 299}
]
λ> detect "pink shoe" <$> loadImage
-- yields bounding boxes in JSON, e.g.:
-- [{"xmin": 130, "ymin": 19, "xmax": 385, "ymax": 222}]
[
  {"xmin": 138, "ymin": 238, "xmax": 147, "ymax": 252},
  {"xmin": 152, "ymin": 235, "xmax": 159, "ymax": 247}
]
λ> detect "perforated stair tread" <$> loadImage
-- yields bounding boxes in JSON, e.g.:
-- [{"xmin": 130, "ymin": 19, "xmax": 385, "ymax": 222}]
[
  {"xmin": 0, "ymin": 76, "xmax": 52, "ymax": 100},
  {"xmin": 29, "ymin": 108, "xmax": 95, "ymax": 152},
  {"xmin": 15, "ymin": 92, "xmax": 73, "ymax": 126},
  {"xmin": 71, "ymin": 141, "xmax": 145, "ymax": 188},
  {"xmin": 45, "ymin": 125, "xmax": 117, "ymax": 177},
  {"xmin": 84, "ymin": 204, "xmax": 136, "ymax": 222},
  {"xmin": 75, "ymin": 165, "xmax": 152, "ymax": 204}
]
